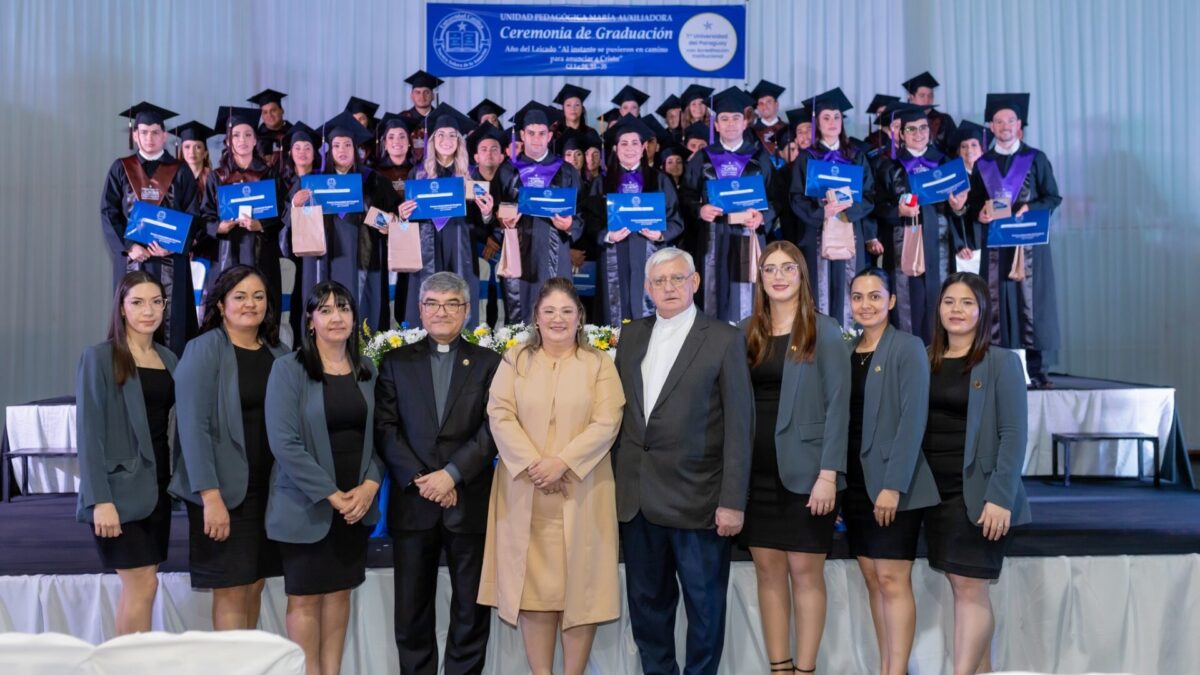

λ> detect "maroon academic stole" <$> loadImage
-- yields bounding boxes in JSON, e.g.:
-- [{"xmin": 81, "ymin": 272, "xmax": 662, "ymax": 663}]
[{"xmin": 120, "ymin": 155, "xmax": 180, "ymax": 206}]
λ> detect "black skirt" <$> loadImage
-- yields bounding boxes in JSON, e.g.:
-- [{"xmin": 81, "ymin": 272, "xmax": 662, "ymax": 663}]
[
  {"xmin": 840, "ymin": 483, "xmax": 924, "ymax": 561},
  {"xmin": 93, "ymin": 490, "xmax": 172, "ymax": 570},
  {"xmin": 186, "ymin": 487, "xmax": 282, "ymax": 589},
  {"xmin": 923, "ymin": 493, "xmax": 1011, "ymax": 580}
]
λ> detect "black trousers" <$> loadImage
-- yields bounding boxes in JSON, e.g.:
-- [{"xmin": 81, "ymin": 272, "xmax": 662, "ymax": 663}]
[{"xmin": 392, "ymin": 525, "xmax": 489, "ymax": 675}]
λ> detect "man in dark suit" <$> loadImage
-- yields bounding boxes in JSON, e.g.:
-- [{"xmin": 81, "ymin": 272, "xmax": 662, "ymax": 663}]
[
  {"xmin": 374, "ymin": 271, "xmax": 501, "ymax": 675},
  {"xmin": 613, "ymin": 247, "xmax": 755, "ymax": 675}
]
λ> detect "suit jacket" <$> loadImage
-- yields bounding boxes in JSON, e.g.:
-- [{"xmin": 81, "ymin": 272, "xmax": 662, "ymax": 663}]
[
  {"xmin": 264, "ymin": 353, "xmax": 383, "ymax": 544},
  {"xmin": 75, "ymin": 342, "xmax": 178, "ymax": 524},
  {"xmin": 613, "ymin": 310, "xmax": 754, "ymax": 530},
  {"xmin": 767, "ymin": 313, "xmax": 852, "ymax": 492},
  {"xmin": 374, "ymin": 338, "xmax": 501, "ymax": 534},
  {"xmin": 169, "ymin": 327, "xmax": 289, "ymax": 507},
  {"xmin": 960, "ymin": 347, "xmax": 1032, "ymax": 526},
  {"xmin": 852, "ymin": 325, "xmax": 939, "ymax": 510}
]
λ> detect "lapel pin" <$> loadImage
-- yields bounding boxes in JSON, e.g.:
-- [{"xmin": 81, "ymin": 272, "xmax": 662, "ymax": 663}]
[
  {"xmin": 974, "ymin": 379, "xmax": 983, "ymax": 389},
  {"xmin": 463, "ymin": 358, "xmax": 470, "ymax": 366},
  {"xmin": 874, "ymin": 365, "xmax": 882, "ymax": 372}
]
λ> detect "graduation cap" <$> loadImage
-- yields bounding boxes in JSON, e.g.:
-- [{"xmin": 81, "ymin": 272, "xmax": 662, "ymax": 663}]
[
  {"xmin": 609, "ymin": 114, "xmax": 655, "ymax": 143},
  {"xmin": 985, "ymin": 93, "xmax": 1030, "ymax": 124},
  {"xmin": 322, "ymin": 111, "xmax": 373, "ymax": 146},
  {"xmin": 467, "ymin": 122, "xmax": 506, "ymax": 156},
  {"xmin": 657, "ymin": 143, "xmax": 686, "ymax": 164},
  {"xmin": 598, "ymin": 108, "xmax": 622, "ymax": 125},
  {"xmin": 428, "ymin": 102, "xmax": 477, "ymax": 135},
  {"xmin": 640, "ymin": 115, "xmax": 671, "ymax": 145},
  {"xmin": 247, "ymin": 88, "xmax": 286, "ymax": 107},
  {"xmin": 378, "ymin": 112, "xmax": 416, "ymax": 135},
  {"xmin": 811, "ymin": 88, "xmax": 854, "ymax": 114},
  {"xmin": 501, "ymin": 127, "xmax": 520, "ymax": 151},
  {"xmin": 683, "ymin": 121, "xmax": 709, "ymax": 142},
  {"xmin": 785, "ymin": 106, "xmax": 814, "ymax": 129},
  {"xmin": 867, "ymin": 94, "xmax": 900, "ymax": 116},
  {"xmin": 554, "ymin": 84, "xmax": 591, "ymax": 105},
  {"xmin": 611, "ymin": 85, "xmax": 649, "ymax": 107},
  {"xmin": 119, "ymin": 101, "xmax": 177, "ymax": 128},
  {"xmin": 711, "ymin": 86, "xmax": 755, "ymax": 115},
  {"xmin": 510, "ymin": 101, "xmax": 561, "ymax": 130},
  {"xmin": 651, "ymin": 96, "xmax": 679, "ymax": 120},
  {"xmin": 344, "ymin": 96, "xmax": 380, "ymax": 119},
  {"xmin": 679, "ymin": 84, "xmax": 715, "ymax": 107},
  {"xmin": 467, "ymin": 98, "xmax": 506, "ymax": 123},
  {"xmin": 560, "ymin": 126, "xmax": 602, "ymax": 151},
  {"xmin": 950, "ymin": 120, "xmax": 986, "ymax": 148},
  {"xmin": 891, "ymin": 103, "xmax": 929, "ymax": 126},
  {"xmin": 750, "ymin": 80, "xmax": 786, "ymax": 102},
  {"xmin": 285, "ymin": 122, "xmax": 320, "ymax": 149},
  {"xmin": 170, "ymin": 120, "xmax": 216, "ymax": 143},
  {"xmin": 404, "ymin": 70, "xmax": 445, "ymax": 90},
  {"xmin": 902, "ymin": 71, "xmax": 940, "ymax": 94},
  {"xmin": 214, "ymin": 106, "xmax": 262, "ymax": 133}
]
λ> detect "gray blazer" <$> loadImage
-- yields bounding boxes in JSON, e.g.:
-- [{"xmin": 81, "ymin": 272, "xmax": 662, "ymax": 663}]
[
  {"xmin": 852, "ymin": 325, "xmax": 939, "ymax": 510},
  {"xmin": 169, "ymin": 327, "xmax": 289, "ymax": 507},
  {"xmin": 264, "ymin": 353, "xmax": 383, "ymax": 544},
  {"xmin": 769, "ymin": 313, "xmax": 852, "ymax": 492},
  {"xmin": 75, "ymin": 342, "xmax": 178, "ymax": 524},
  {"xmin": 960, "ymin": 347, "xmax": 1032, "ymax": 526},
  {"xmin": 613, "ymin": 310, "xmax": 755, "ymax": 530}
]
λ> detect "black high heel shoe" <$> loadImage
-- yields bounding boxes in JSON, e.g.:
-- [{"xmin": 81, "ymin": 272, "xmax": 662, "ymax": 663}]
[{"xmin": 769, "ymin": 658, "xmax": 795, "ymax": 672}]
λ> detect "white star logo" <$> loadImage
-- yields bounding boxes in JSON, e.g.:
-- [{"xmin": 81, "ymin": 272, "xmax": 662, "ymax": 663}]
[
  {"xmin": 457, "ymin": 22, "xmax": 467, "ymax": 31},
  {"xmin": 703, "ymin": 21, "xmax": 713, "ymax": 29}
]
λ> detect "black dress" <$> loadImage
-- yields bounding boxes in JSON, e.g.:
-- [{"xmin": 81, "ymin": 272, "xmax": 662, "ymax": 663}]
[
  {"xmin": 186, "ymin": 345, "xmax": 283, "ymax": 589},
  {"xmin": 842, "ymin": 350, "xmax": 924, "ymax": 560},
  {"xmin": 94, "ymin": 367, "xmax": 174, "ymax": 570},
  {"xmin": 922, "ymin": 356, "xmax": 1009, "ymax": 579},
  {"xmin": 278, "ymin": 373, "xmax": 371, "ymax": 595},
  {"xmin": 740, "ymin": 334, "xmax": 840, "ymax": 553}
]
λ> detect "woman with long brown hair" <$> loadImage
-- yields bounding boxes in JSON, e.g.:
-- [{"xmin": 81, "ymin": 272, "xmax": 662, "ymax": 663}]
[
  {"xmin": 479, "ymin": 277, "xmax": 625, "ymax": 675},
  {"xmin": 76, "ymin": 271, "xmax": 179, "ymax": 635},
  {"xmin": 740, "ymin": 241, "xmax": 850, "ymax": 673},
  {"xmin": 924, "ymin": 272, "xmax": 1030, "ymax": 675}
]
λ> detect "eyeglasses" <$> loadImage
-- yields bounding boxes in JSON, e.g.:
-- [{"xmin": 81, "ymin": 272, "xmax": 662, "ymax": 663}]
[
  {"xmin": 649, "ymin": 274, "xmax": 693, "ymax": 289},
  {"xmin": 904, "ymin": 124, "xmax": 930, "ymax": 134},
  {"xmin": 421, "ymin": 300, "xmax": 466, "ymax": 314},
  {"xmin": 760, "ymin": 263, "xmax": 800, "ymax": 277}
]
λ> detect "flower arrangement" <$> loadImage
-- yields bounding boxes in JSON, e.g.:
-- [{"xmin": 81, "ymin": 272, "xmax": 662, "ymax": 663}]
[{"xmin": 362, "ymin": 320, "xmax": 622, "ymax": 365}]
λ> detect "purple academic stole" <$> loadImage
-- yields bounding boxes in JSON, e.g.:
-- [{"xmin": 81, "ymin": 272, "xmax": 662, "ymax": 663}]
[
  {"xmin": 618, "ymin": 170, "xmax": 643, "ymax": 194},
  {"xmin": 705, "ymin": 149, "xmax": 751, "ymax": 178},
  {"xmin": 976, "ymin": 151, "xmax": 1035, "ymax": 202},
  {"xmin": 513, "ymin": 156, "xmax": 564, "ymax": 188}
]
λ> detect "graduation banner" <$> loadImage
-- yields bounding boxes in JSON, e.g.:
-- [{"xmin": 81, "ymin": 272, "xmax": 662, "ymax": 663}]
[
  {"xmin": 987, "ymin": 209, "xmax": 1051, "ymax": 247},
  {"xmin": 217, "ymin": 179, "xmax": 279, "ymax": 221},
  {"xmin": 125, "ymin": 202, "xmax": 190, "ymax": 254},
  {"xmin": 517, "ymin": 186, "xmax": 578, "ymax": 218},
  {"xmin": 908, "ymin": 158, "xmax": 970, "ymax": 205},
  {"xmin": 405, "ymin": 177, "xmax": 468, "ymax": 220},
  {"xmin": 606, "ymin": 192, "xmax": 666, "ymax": 232},
  {"xmin": 426, "ymin": 3, "xmax": 745, "ymax": 77},
  {"xmin": 804, "ymin": 160, "xmax": 865, "ymax": 200},
  {"xmin": 706, "ymin": 175, "xmax": 768, "ymax": 213},
  {"xmin": 301, "ymin": 173, "xmax": 365, "ymax": 213}
]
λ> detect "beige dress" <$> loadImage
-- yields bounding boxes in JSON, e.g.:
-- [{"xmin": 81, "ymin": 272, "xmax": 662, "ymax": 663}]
[{"xmin": 477, "ymin": 345, "xmax": 625, "ymax": 629}]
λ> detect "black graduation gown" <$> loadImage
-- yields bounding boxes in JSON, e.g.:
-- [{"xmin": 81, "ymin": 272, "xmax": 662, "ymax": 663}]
[
  {"xmin": 471, "ymin": 162, "xmax": 518, "ymax": 328},
  {"xmin": 281, "ymin": 166, "xmax": 399, "ymax": 330},
  {"xmin": 372, "ymin": 156, "xmax": 414, "ymax": 329},
  {"xmin": 496, "ymin": 153, "xmax": 584, "ymax": 323},
  {"xmin": 587, "ymin": 166, "xmax": 685, "ymax": 325},
  {"xmin": 400, "ymin": 163, "xmax": 489, "ymax": 329},
  {"xmin": 199, "ymin": 157, "xmax": 285, "ymax": 311},
  {"xmin": 966, "ymin": 143, "xmax": 1062, "ymax": 360},
  {"xmin": 256, "ymin": 121, "xmax": 292, "ymax": 169},
  {"xmin": 99, "ymin": 151, "xmax": 199, "ymax": 355},
  {"xmin": 928, "ymin": 109, "xmax": 958, "ymax": 155},
  {"xmin": 680, "ymin": 143, "xmax": 777, "ymax": 322},
  {"xmin": 399, "ymin": 107, "xmax": 430, "ymax": 162},
  {"xmin": 875, "ymin": 147, "xmax": 970, "ymax": 343},
  {"xmin": 788, "ymin": 143, "xmax": 876, "ymax": 328}
]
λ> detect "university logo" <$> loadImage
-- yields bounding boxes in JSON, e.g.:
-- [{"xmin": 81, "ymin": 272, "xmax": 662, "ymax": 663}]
[
  {"xmin": 830, "ymin": 166, "xmax": 840, "ymax": 177},
  {"xmin": 731, "ymin": 180, "xmax": 740, "ymax": 190},
  {"xmin": 933, "ymin": 170, "xmax": 943, "ymax": 179},
  {"xmin": 543, "ymin": 189, "xmax": 552, "ymax": 197},
  {"xmin": 326, "ymin": 178, "xmax": 336, "ymax": 189},
  {"xmin": 241, "ymin": 185, "xmax": 252, "ymax": 197},
  {"xmin": 432, "ymin": 11, "xmax": 492, "ymax": 71},
  {"xmin": 156, "ymin": 210, "xmax": 166, "ymax": 221},
  {"xmin": 631, "ymin": 196, "xmax": 641, "ymax": 207},
  {"xmin": 430, "ymin": 181, "xmax": 440, "ymax": 192}
]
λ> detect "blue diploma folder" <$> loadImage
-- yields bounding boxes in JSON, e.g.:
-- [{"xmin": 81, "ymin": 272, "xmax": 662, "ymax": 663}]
[
  {"xmin": 803, "ymin": 160, "xmax": 864, "ymax": 200},
  {"xmin": 217, "ymin": 179, "xmax": 278, "ymax": 220},
  {"xmin": 404, "ymin": 177, "xmax": 467, "ymax": 220},
  {"xmin": 705, "ymin": 175, "xmax": 768, "ymax": 212},
  {"xmin": 908, "ymin": 158, "xmax": 969, "ymax": 205},
  {"xmin": 517, "ymin": 186, "xmax": 578, "ymax": 218},
  {"xmin": 606, "ymin": 192, "xmax": 666, "ymax": 232},
  {"xmin": 301, "ymin": 173, "xmax": 364, "ymax": 213},
  {"xmin": 987, "ymin": 209, "xmax": 1051, "ymax": 247},
  {"xmin": 125, "ymin": 201, "xmax": 191, "ymax": 254}
]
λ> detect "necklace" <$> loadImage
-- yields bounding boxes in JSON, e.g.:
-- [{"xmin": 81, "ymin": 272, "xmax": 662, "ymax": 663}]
[{"xmin": 856, "ymin": 350, "xmax": 873, "ymax": 367}]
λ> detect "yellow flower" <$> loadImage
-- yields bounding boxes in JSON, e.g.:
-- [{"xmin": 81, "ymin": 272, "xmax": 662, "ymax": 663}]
[
  {"xmin": 505, "ymin": 338, "xmax": 517, "ymax": 349},
  {"xmin": 622, "ymin": 319, "xmax": 631, "ymax": 324},
  {"xmin": 388, "ymin": 335, "xmax": 402, "ymax": 348},
  {"xmin": 474, "ymin": 326, "xmax": 489, "ymax": 337},
  {"xmin": 596, "ymin": 339, "xmax": 610, "ymax": 351}
]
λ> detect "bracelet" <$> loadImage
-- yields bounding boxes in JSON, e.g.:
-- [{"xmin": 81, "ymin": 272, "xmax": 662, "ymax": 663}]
[{"xmin": 818, "ymin": 475, "xmax": 837, "ymax": 484}]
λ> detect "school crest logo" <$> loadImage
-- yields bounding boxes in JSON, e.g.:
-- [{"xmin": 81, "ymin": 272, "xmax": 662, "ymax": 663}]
[{"xmin": 433, "ymin": 11, "xmax": 491, "ymax": 71}]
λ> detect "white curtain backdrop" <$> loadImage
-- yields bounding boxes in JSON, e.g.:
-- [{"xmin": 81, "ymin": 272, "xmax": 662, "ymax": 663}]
[
  {"xmin": 0, "ymin": 558, "xmax": 1196, "ymax": 674},
  {"xmin": 1, "ymin": 0, "xmax": 1197, "ymax": 423}
]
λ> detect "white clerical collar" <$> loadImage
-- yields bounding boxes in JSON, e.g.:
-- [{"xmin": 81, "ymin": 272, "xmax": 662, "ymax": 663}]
[
  {"xmin": 656, "ymin": 303, "xmax": 697, "ymax": 326},
  {"xmin": 994, "ymin": 139, "xmax": 1022, "ymax": 156},
  {"xmin": 139, "ymin": 150, "xmax": 165, "ymax": 161},
  {"xmin": 759, "ymin": 116, "xmax": 779, "ymax": 126},
  {"xmin": 719, "ymin": 140, "xmax": 743, "ymax": 153},
  {"xmin": 530, "ymin": 151, "xmax": 550, "ymax": 163},
  {"xmin": 436, "ymin": 342, "xmax": 451, "ymax": 353}
]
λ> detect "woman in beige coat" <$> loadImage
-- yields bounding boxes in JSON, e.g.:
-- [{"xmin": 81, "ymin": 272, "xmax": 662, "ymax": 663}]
[{"xmin": 479, "ymin": 277, "xmax": 625, "ymax": 675}]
